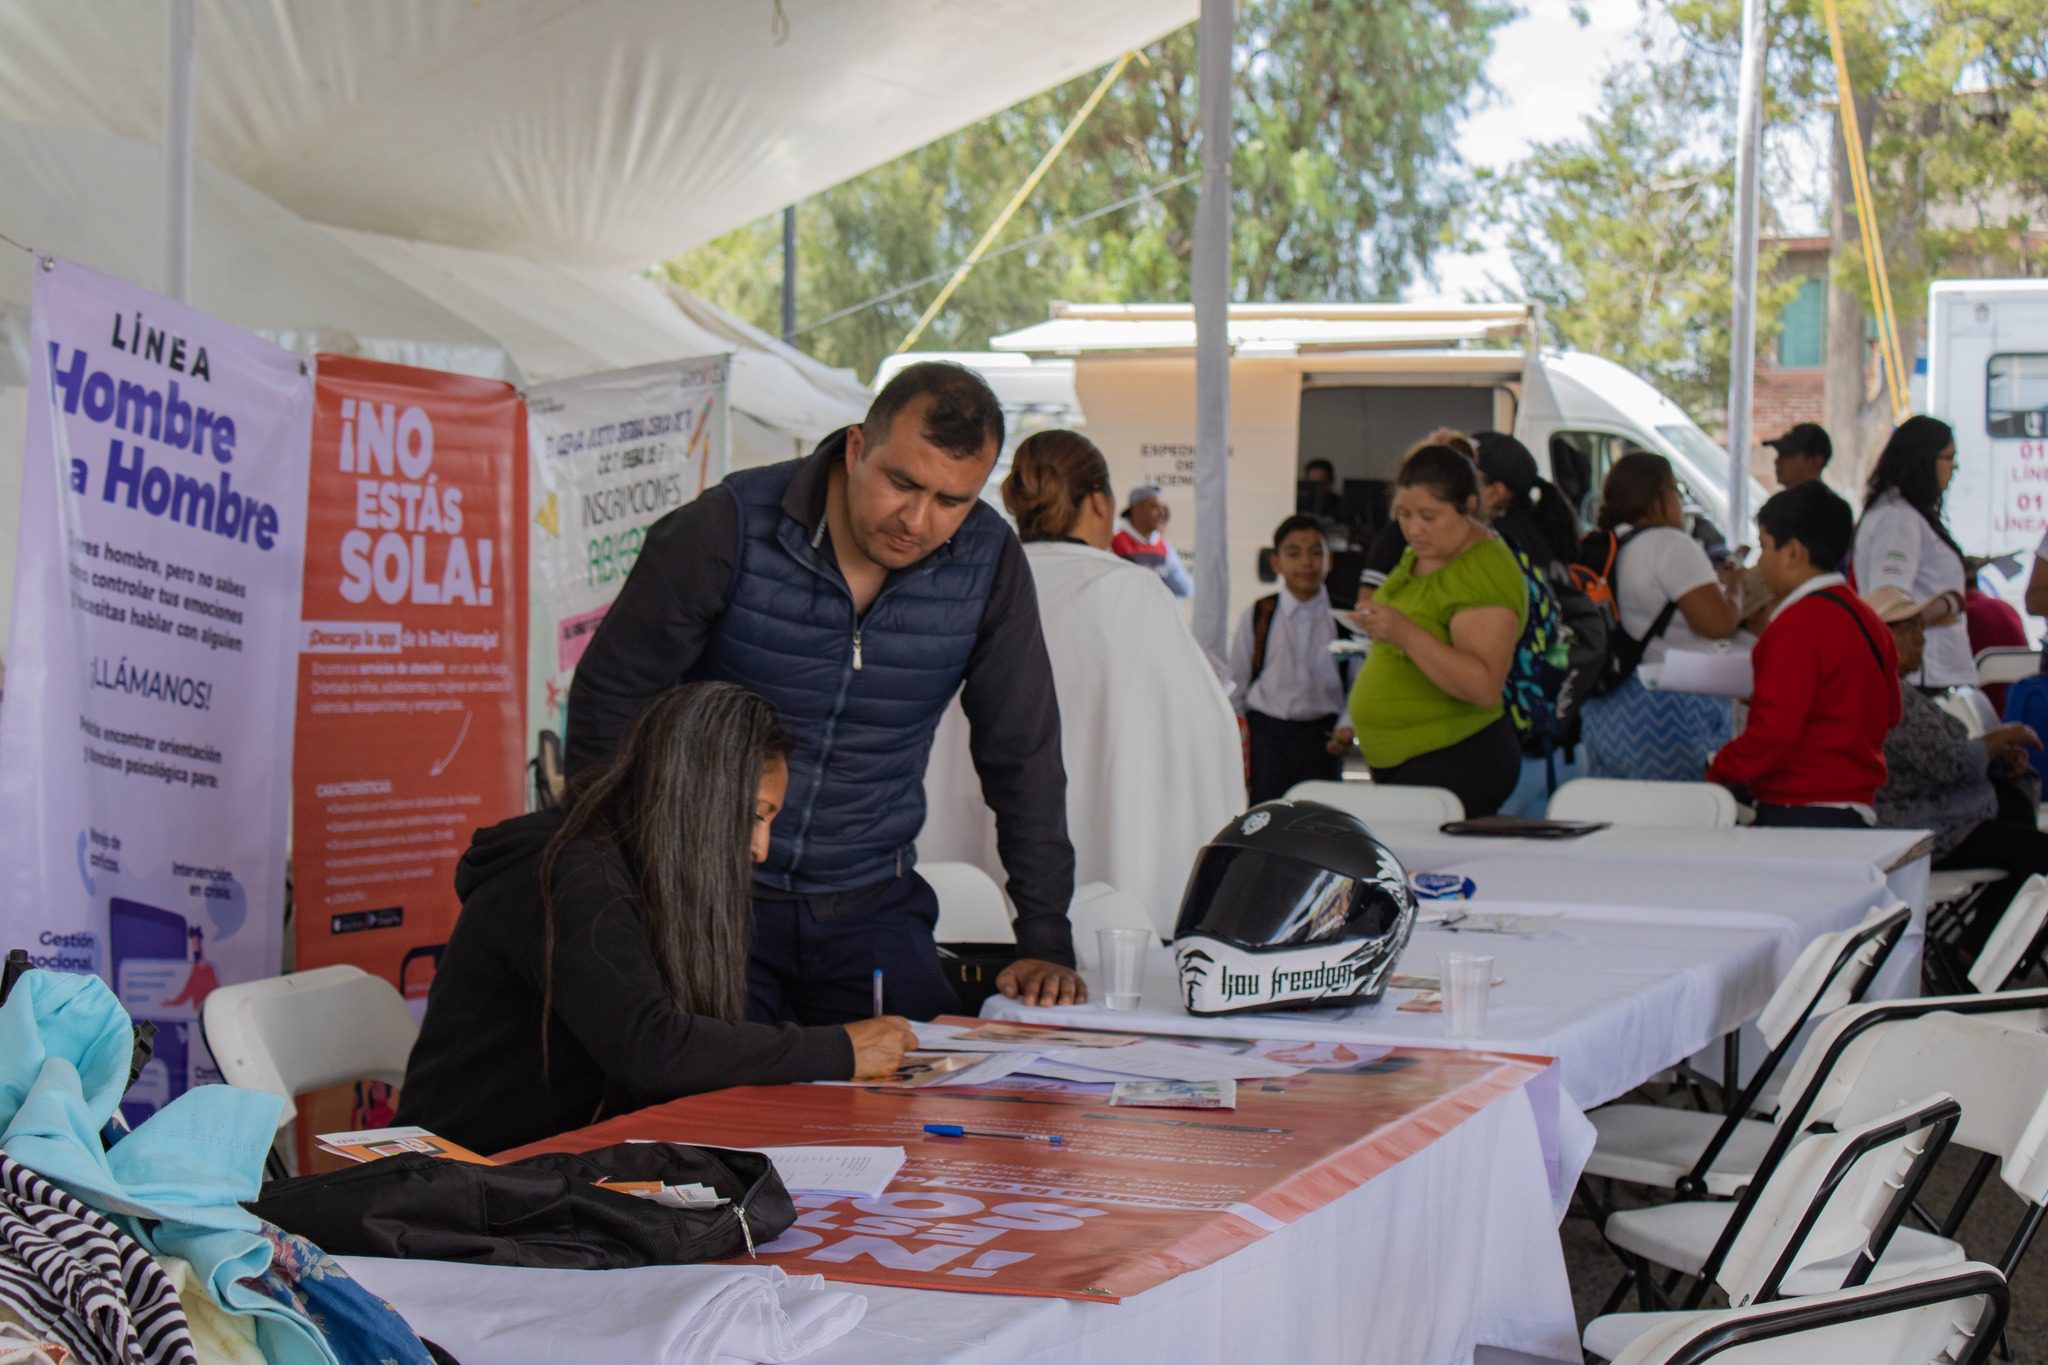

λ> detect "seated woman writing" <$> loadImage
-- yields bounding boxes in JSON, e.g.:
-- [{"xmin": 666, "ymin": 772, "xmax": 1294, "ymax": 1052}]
[
  {"xmin": 398, "ymin": 682, "xmax": 915, "ymax": 1153},
  {"xmin": 1347, "ymin": 442, "xmax": 1528, "ymax": 817}
]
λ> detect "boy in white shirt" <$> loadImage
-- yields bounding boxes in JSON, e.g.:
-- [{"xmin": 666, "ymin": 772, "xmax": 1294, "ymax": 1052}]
[{"xmin": 1229, "ymin": 516, "xmax": 1356, "ymax": 802}]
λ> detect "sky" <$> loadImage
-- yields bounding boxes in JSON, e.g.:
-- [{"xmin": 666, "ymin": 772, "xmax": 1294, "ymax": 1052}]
[
  {"xmin": 1407, "ymin": 0, "xmax": 1833, "ymax": 303},
  {"xmin": 1406, "ymin": 0, "xmax": 1646, "ymax": 303}
]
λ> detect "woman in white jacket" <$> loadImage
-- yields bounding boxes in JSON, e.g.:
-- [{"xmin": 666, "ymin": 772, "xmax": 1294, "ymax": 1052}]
[
  {"xmin": 919, "ymin": 431, "xmax": 1244, "ymax": 938},
  {"xmin": 1854, "ymin": 416, "xmax": 1970, "ymax": 689}
]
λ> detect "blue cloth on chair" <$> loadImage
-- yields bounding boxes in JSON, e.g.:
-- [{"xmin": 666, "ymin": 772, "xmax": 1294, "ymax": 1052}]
[{"xmin": 0, "ymin": 971, "xmax": 340, "ymax": 1365}]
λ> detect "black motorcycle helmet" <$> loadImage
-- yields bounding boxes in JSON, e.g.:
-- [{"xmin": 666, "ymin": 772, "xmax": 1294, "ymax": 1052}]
[{"xmin": 1172, "ymin": 800, "xmax": 1417, "ymax": 1015}]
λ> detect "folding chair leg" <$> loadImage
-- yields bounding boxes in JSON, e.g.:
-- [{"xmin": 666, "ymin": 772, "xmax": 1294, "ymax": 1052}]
[
  {"xmin": 1998, "ymin": 1200, "xmax": 2046, "ymax": 1281},
  {"xmin": 1596, "ymin": 1264, "xmax": 1637, "ymax": 1318},
  {"xmin": 1936, "ymin": 1152, "xmax": 2000, "ymax": 1238}
]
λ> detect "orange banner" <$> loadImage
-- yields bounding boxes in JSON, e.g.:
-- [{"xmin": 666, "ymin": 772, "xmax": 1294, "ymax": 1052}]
[
  {"xmin": 292, "ymin": 355, "xmax": 526, "ymax": 1003},
  {"xmin": 507, "ymin": 1026, "xmax": 1546, "ymax": 1302}
]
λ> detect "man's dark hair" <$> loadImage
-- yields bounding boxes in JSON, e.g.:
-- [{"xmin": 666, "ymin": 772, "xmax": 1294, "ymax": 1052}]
[
  {"xmin": 1271, "ymin": 514, "xmax": 1327, "ymax": 550},
  {"xmin": 863, "ymin": 361, "xmax": 1004, "ymax": 459},
  {"xmin": 1304, "ymin": 459, "xmax": 1335, "ymax": 479},
  {"xmin": 1756, "ymin": 480, "xmax": 1854, "ymax": 571}
]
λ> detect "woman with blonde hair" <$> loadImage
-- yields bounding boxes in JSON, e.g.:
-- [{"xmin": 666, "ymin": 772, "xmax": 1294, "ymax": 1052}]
[{"xmin": 920, "ymin": 431, "xmax": 1243, "ymax": 936}]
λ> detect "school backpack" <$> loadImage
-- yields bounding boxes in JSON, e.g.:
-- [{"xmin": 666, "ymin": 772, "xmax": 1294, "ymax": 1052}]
[
  {"xmin": 1566, "ymin": 526, "xmax": 1677, "ymax": 705},
  {"xmin": 1500, "ymin": 539, "xmax": 1572, "ymax": 756}
]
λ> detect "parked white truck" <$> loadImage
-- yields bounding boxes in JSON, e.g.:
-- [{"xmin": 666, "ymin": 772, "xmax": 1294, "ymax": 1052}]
[
  {"xmin": 884, "ymin": 302, "xmax": 1762, "ymax": 611},
  {"xmin": 1926, "ymin": 278, "xmax": 2048, "ymax": 632}
]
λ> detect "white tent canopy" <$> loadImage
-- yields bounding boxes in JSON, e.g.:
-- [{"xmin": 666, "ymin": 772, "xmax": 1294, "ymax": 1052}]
[
  {"xmin": 0, "ymin": 0, "xmax": 1196, "ymax": 266},
  {"xmin": 0, "ymin": 122, "xmax": 869, "ymax": 637},
  {"xmin": 326, "ymin": 229, "xmax": 869, "ymax": 468}
]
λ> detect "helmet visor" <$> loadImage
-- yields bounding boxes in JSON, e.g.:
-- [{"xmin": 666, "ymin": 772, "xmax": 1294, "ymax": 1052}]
[{"xmin": 1175, "ymin": 846, "xmax": 1388, "ymax": 948}]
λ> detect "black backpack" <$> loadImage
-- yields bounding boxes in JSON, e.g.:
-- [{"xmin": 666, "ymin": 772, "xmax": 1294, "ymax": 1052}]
[
  {"xmin": 1566, "ymin": 527, "xmax": 1678, "ymax": 702},
  {"xmin": 247, "ymin": 1140, "xmax": 795, "ymax": 1268}
]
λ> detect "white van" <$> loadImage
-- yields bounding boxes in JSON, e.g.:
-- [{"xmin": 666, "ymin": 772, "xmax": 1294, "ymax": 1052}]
[
  {"xmin": 885, "ymin": 302, "xmax": 1762, "ymax": 612},
  {"xmin": 1926, "ymin": 278, "xmax": 2048, "ymax": 631}
]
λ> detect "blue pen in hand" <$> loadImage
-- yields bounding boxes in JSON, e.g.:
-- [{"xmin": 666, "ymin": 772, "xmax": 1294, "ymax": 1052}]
[
  {"xmin": 872, "ymin": 968, "xmax": 884, "ymax": 1018},
  {"xmin": 924, "ymin": 1123, "xmax": 1065, "ymax": 1147}
]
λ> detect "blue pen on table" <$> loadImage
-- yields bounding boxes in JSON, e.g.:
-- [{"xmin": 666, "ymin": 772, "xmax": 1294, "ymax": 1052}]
[
  {"xmin": 872, "ymin": 967, "xmax": 884, "ymax": 1018},
  {"xmin": 924, "ymin": 1122, "xmax": 1065, "ymax": 1147}
]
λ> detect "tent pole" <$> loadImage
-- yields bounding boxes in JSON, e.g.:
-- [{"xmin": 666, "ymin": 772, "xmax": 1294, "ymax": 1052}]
[
  {"xmin": 1724, "ymin": 0, "xmax": 1767, "ymax": 540},
  {"xmin": 165, "ymin": 0, "xmax": 196, "ymax": 302},
  {"xmin": 781, "ymin": 205, "xmax": 797, "ymax": 343},
  {"xmin": 1191, "ymin": 0, "xmax": 1233, "ymax": 659}
]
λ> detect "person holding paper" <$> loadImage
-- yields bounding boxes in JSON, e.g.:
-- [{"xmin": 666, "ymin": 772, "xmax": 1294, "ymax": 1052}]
[
  {"xmin": 1346, "ymin": 443, "xmax": 1528, "ymax": 817},
  {"xmin": 1707, "ymin": 484, "xmax": 1899, "ymax": 827},
  {"xmin": 399, "ymin": 683, "xmax": 917, "ymax": 1153},
  {"xmin": 1576, "ymin": 453, "xmax": 1742, "ymax": 782}
]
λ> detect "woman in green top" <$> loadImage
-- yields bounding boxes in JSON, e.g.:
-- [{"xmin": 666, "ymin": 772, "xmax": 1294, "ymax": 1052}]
[{"xmin": 1347, "ymin": 443, "xmax": 1528, "ymax": 816}]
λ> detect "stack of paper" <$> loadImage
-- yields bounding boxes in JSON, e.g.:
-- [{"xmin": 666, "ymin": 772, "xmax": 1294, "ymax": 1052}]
[
  {"xmin": 753, "ymin": 1146, "xmax": 905, "ymax": 1198},
  {"xmin": 595, "ymin": 1179, "xmax": 727, "ymax": 1209},
  {"xmin": 317, "ymin": 1126, "xmax": 496, "ymax": 1165},
  {"xmin": 1110, "ymin": 1080, "xmax": 1236, "ymax": 1109}
]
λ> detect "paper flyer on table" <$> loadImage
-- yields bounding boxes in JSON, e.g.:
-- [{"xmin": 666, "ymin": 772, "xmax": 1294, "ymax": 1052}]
[
  {"xmin": 1111, "ymin": 1080, "xmax": 1237, "ymax": 1109},
  {"xmin": 317, "ymin": 1126, "xmax": 496, "ymax": 1165},
  {"xmin": 1648, "ymin": 646, "xmax": 1754, "ymax": 698},
  {"xmin": 1044, "ymin": 1040, "xmax": 1305, "ymax": 1082},
  {"xmin": 752, "ymin": 1146, "xmax": 905, "ymax": 1197}
]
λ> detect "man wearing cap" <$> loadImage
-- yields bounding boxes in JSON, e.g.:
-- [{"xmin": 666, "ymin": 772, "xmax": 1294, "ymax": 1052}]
[
  {"xmin": 1765, "ymin": 422, "xmax": 1832, "ymax": 489},
  {"xmin": 566, "ymin": 360, "xmax": 1086, "ymax": 1024},
  {"xmin": 1740, "ymin": 422, "xmax": 1837, "ymax": 630},
  {"xmin": 1112, "ymin": 483, "xmax": 1194, "ymax": 598}
]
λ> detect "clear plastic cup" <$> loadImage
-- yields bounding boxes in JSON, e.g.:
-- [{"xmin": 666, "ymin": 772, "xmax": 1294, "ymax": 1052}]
[
  {"xmin": 1438, "ymin": 951, "xmax": 1494, "ymax": 1040},
  {"xmin": 1096, "ymin": 928, "xmax": 1152, "ymax": 1011}
]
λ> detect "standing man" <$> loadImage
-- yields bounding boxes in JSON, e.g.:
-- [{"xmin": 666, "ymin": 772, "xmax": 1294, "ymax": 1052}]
[
  {"xmin": 1113, "ymin": 483, "xmax": 1194, "ymax": 598},
  {"xmin": 1741, "ymin": 422, "xmax": 1836, "ymax": 629},
  {"xmin": 567, "ymin": 362, "xmax": 1085, "ymax": 1022},
  {"xmin": 1765, "ymin": 422, "xmax": 1832, "ymax": 490}
]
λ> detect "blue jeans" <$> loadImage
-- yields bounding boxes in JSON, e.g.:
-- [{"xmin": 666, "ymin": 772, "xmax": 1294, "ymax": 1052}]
[{"xmin": 746, "ymin": 870, "xmax": 963, "ymax": 1025}]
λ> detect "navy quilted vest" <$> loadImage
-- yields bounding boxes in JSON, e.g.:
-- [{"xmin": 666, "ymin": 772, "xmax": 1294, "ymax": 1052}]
[{"xmin": 688, "ymin": 459, "xmax": 1007, "ymax": 893}]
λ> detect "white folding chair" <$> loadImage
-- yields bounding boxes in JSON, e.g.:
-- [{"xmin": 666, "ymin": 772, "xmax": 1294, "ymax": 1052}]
[
  {"xmin": 1067, "ymin": 882, "xmax": 1158, "ymax": 969},
  {"xmin": 1595, "ymin": 1009, "xmax": 2048, "ymax": 1350},
  {"xmin": 202, "ymin": 965, "xmax": 419, "ymax": 1176},
  {"xmin": 920, "ymin": 861, "xmax": 1014, "ymax": 943},
  {"xmin": 1975, "ymin": 646, "xmax": 2040, "ymax": 688},
  {"xmin": 1605, "ymin": 1261, "xmax": 2008, "ymax": 1365},
  {"xmin": 1284, "ymin": 779, "xmax": 1464, "ymax": 825},
  {"xmin": 1547, "ymin": 778, "xmax": 1738, "ymax": 829},
  {"xmin": 203, "ymin": 965, "xmax": 418, "ymax": 1127},
  {"xmin": 1585, "ymin": 1092, "xmax": 1962, "ymax": 1358},
  {"xmin": 1967, "ymin": 874, "xmax": 2048, "ymax": 993},
  {"xmin": 1587, "ymin": 984, "xmax": 2048, "ymax": 1211},
  {"xmin": 1585, "ymin": 904, "xmax": 1912, "ymax": 1199},
  {"xmin": 1831, "ymin": 1012, "xmax": 2048, "ymax": 1284}
]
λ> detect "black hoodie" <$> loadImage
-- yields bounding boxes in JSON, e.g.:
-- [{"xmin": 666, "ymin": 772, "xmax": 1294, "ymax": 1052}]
[{"xmin": 396, "ymin": 810, "xmax": 854, "ymax": 1153}]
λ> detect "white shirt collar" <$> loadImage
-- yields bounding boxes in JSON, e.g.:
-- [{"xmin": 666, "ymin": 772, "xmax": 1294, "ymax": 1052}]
[
  {"xmin": 1274, "ymin": 588, "xmax": 1321, "ymax": 619},
  {"xmin": 1771, "ymin": 572, "xmax": 1848, "ymax": 620}
]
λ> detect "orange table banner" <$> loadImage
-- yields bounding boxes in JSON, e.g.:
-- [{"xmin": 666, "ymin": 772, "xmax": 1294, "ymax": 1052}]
[
  {"xmin": 508, "ymin": 1026, "xmax": 1548, "ymax": 1302},
  {"xmin": 291, "ymin": 355, "xmax": 526, "ymax": 1003}
]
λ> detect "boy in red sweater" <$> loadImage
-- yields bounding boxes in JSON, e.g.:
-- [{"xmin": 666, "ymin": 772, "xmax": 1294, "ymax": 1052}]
[{"xmin": 1708, "ymin": 482, "xmax": 1901, "ymax": 827}]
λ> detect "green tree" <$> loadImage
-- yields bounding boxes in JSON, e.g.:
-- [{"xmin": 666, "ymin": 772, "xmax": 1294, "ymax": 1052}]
[
  {"xmin": 663, "ymin": 0, "xmax": 1514, "ymax": 382},
  {"xmin": 1495, "ymin": 57, "xmax": 1799, "ymax": 421}
]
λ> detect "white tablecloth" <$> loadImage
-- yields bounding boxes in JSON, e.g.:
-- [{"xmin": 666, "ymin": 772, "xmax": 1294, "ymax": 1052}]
[
  {"xmin": 1376, "ymin": 820, "xmax": 1931, "ymax": 999},
  {"xmin": 807, "ymin": 1079, "xmax": 1577, "ymax": 1365},
  {"xmin": 991, "ymin": 915, "xmax": 1782, "ymax": 1115}
]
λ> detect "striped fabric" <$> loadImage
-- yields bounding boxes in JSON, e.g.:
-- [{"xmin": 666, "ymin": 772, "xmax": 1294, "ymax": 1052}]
[
  {"xmin": 0, "ymin": 1157, "xmax": 196, "ymax": 1365},
  {"xmin": 1579, "ymin": 672, "xmax": 1735, "ymax": 783}
]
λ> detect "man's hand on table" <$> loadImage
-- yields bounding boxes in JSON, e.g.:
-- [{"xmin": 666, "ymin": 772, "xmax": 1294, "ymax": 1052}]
[
  {"xmin": 998, "ymin": 958, "xmax": 1088, "ymax": 1007},
  {"xmin": 844, "ymin": 1015, "xmax": 916, "ymax": 1078}
]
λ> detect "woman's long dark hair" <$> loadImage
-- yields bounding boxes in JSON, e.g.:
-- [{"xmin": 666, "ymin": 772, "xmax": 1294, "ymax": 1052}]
[
  {"xmin": 537, "ymin": 682, "xmax": 791, "ymax": 1072},
  {"xmin": 1595, "ymin": 453, "xmax": 1676, "ymax": 531},
  {"xmin": 1862, "ymin": 415, "xmax": 1963, "ymax": 561}
]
